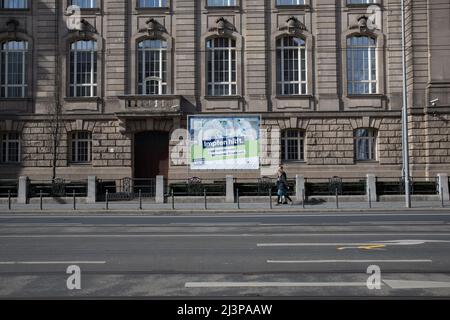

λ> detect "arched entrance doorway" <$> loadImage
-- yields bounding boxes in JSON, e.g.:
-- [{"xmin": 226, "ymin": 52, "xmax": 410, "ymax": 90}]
[{"xmin": 134, "ymin": 131, "xmax": 169, "ymax": 178}]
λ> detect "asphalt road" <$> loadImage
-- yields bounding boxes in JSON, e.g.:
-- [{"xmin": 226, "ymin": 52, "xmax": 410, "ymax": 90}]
[{"xmin": 1, "ymin": 210, "xmax": 450, "ymax": 297}]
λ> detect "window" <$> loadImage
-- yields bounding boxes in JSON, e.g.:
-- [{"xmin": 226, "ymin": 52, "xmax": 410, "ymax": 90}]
[
  {"xmin": 138, "ymin": 0, "xmax": 167, "ymax": 8},
  {"xmin": 347, "ymin": 0, "xmax": 376, "ymax": 4},
  {"xmin": 69, "ymin": 40, "xmax": 97, "ymax": 97},
  {"xmin": 206, "ymin": 37, "xmax": 236, "ymax": 96},
  {"xmin": 276, "ymin": 0, "xmax": 305, "ymax": 5},
  {"xmin": 207, "ymin": 0, "xmax": 236, "ymax": 7},
  {"xmin": 0, "ymin": 0, "xmax": 27, "ymax": 8},
  {"xmin": 70, "ymin": 0, "xmax": 96, "ymax": 8},
  {"xmin": 0, "ymin": 132, "xmax": 20, "ymax": 163},
  {"xmin": 281, "ymin": 130, "xmax": 305, "ymax": 161},
  {"xmin": 347, "ymin": 35, "xmax": 377, "ymax": 95},
  {"xmin": 137, "ymin": 39, "xmax": 167, "ymax": 95},
  {"xmin": 354, "ymin": 128, "xmax": 377, "ymax": 161},
  {"xmin": 276, "ymin": 36, "xmax": 307, "ymax": 95},
  {"xmin": 70, "ymin": 131, "xmax": 92, "ymax": 163},
  {"xmin": 0, "ymin": 41, "xmax": 28, "ymax": 98}
]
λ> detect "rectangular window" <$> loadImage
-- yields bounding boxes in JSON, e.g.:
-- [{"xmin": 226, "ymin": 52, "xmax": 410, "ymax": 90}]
[
  {"xmin": 276, "ymin": 37, "xmax": 307, "ymax": 95},
  {"xmin": 70, "ymin": 131, "xmax": 92, "ymax": 163},
  {"xmin": 276, "ymin": 0, "xmax": 305, "ymax": 6},
  {"xmin": 137, "ymin": 39, "xmax": 167, "ymax": 95},
  {"xmin": 69, "ymin": 40, "xmax": 97, "ymax": 97},
  {"xmin": 354, "ymin": 129, "xmax": 377, "ymax": 161},
  {"xmin": 138, "ymin": 0, "xmax": 168, "ymax": 8},
  {"xmin": 281, "ymin": 130, "xmax": 305, "ymax": 161},
  {"xmin": 207, "ymin": 37, "xmax": 237, "ymax": 96},
  {"xmin": 0, "ymin": 132, "xmax": 20, "ymax": 163},
  {"xmin": 207, "ymin": 0, "xmax": 236, "ymax": 7},
  {"xmin": 0, "ymin": 0, "xmax": 27, "ymax": 8},
  {"xmin": 0, "ymin": 41, "xmax": 28, "ymax": 98},
  {"xmin": 70, "ymin": 0, "xmax": 97, "ymax": 8},
  {"xmin": 347, "ymin": 36, "xmax": 377, "ymax": 95},
  {"xmin": 347, "ymin": 0, "xmax": 376, "ymax": 4}
]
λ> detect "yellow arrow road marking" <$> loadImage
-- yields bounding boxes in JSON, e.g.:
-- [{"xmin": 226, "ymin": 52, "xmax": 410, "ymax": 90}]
[{"xmin": 337, "ymin": 244, "xmax": 386, "ymax": 250}]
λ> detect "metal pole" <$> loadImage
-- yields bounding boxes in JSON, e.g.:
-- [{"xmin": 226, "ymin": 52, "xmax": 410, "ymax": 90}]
[
  {"xmin": 8, "ymin": 190, "xmax": 11, "ymax": 210},
  {"xmin": 40, "ymin": 190, "xmax": 43, "ymax": 210},
  {"xmin": 73, "ymin": 190, "xmax": 76, "ymax": 210},
  {"xmin": 171, "ymin": 188, "xmax": 175, "ymax": 210},
  {"xmin": 105, "ymin": 190, "xmax": 109, "ymax": 210},
  {"xmin": 139, "ymin": 189, "xmax": 142, "ymax": 210},
  {"xmin": 237, "ymin": 188, "xmax": 240, "ymax": 209},
  {"xmin": 401, "ymin": 0, "xmax": 411, "ymax": 208},
  {"xmin": 368, "ymin": 186, "xmax": 372, "ymax": 209},
  {"xmin": 441, "ymin": 187, "xmax": 445, "ymax": 208},
  {"xmin": 204, "ymin": 188, "xmax": 207, "ymax": 210}
]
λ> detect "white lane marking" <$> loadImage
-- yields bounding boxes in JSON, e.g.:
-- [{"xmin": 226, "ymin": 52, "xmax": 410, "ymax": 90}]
[
  {"xmin": 267, "ymin": 259, "xmax": 432, "ymax": 264},
  {"xmin": 350, "ymin": 221, "xmax": 445, "ymax": 224},
  {"xmin": 2, "ymin": 234, "xmax": 450, "ymax": 238},
  {"xmin": 257, "ymin": 240, "xmax": 450, "ymax": 247},
  {"xmin": 0, "ymin": 261, "xmax": 106, "ymax": 265},
  {"xmin": 383, "ymin": 280, "xmax": 450, "ymax": 289},
  {"xmin": 185, "ymin": 282, "xmax": 369, "ymax": 288}
]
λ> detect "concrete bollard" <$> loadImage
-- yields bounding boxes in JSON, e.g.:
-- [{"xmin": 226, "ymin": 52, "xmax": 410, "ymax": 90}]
[
  {"xmin": 226, "ymin": 175, "xmax": 234, "ymax": 203},
  {"xmin": 437, "ymin": 173, "xmax": 449, "ymax": 201},
  {"xmin": 295, "ymin": 175, "xmax": 305, "ymax": 203},
  {"xmin": 366, "ymin": 174, "xmax": 377, "ymax": 203},
  {"xmin": 87, "ymin": 176, "xmax": 97, "ymax": 204},
  {"xmin": 155, "ymin": 175, "xmax": 164, "ymax": 203},
  {"xmin": 17, "ymin": 176, "xmax": 28, "ymax": 204}
]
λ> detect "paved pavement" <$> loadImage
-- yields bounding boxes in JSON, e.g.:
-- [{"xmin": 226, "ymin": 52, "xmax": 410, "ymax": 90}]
[
  {"xmin": 0, "ymin": 199, "xmax": 449, "ymax": 213},
  {"xmin": 1, "ymin": 211, "xmax": 450, "ymax": 297}
]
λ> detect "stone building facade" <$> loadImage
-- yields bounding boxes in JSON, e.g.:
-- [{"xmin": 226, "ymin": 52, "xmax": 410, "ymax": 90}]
[{"xmin": 0, "ymin": 0, "xmax": 449, "ymax": 181}]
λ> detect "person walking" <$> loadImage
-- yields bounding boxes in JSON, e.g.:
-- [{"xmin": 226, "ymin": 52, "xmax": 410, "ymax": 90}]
[{"xmin": 279, "ymin": 166, "xmax": 293, "ymax": 205}]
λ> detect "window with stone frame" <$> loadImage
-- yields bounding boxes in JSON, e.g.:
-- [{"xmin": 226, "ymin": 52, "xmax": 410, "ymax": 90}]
[
  {"xmin": 347, "ymin": 0, "xmax": 376, "ymax": 4},
  {"xmin": 347, "ymin": 35, "xmax": 377, "ymax": 95},
  {"xmin": 0, "ymin": 132, "xmax": 20, "ymax": 163},
  {"xmin": 276, "ymin": 0, "xmax": 305, "ymax": 6},
  {"xmin": 70, "ymin": 0, "xmax": 97, "ymax": 8},
  {"xmin": 207, "ymin": 0, "xmax": 236, "ymax": 7},
  {"xmin": 354, "ymin": 128, "xmax": 377, "ymax": 161},
  {"xmin": 276, "ymin": 36, "xmax": 307, "ymax": 95},
  {"xmin": 69, "ymin": 40, "xmax": 97, "ymax": 97},
  {"xmin": 206, "ymin": 37, "xmax": 237, "ymax": 96},
  {"xmin": 70, "ymin": 131, "xmax": 92, "ymax": 163},
  {"xmin": 0, "ymin": 40, "xmax": 28, "ymax": 98},
  {"xmin": 0, "ymin": 0, "xmax": 27, "ymax": 8},
  {"xmin": 137, "ymin": 38, "xmax": 167, "ymax": 95},
  {"xmin": 281, "ymin": 129, "xmax": 305, "ymax": 161},
  {"xmin": 138, "ymin": 0, "xmax": 168, "ymax": 8}
]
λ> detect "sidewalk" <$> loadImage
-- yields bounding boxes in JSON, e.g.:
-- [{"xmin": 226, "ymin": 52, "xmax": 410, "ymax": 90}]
[{"xmin": 1, "ymin": 199, "xmax": 449, "ymax": 214}]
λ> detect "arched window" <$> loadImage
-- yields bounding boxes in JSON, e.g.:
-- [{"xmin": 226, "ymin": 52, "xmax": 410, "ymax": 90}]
[
  {"xmin": 69, "ymin": 131, "xmax": 92, "ymax": 163},
  {"xmin": 276, "ymin": 36, "xmax": 307, "ymax": 95},
  {"xmin": 354, "ymin": 128, "xmax": 377, "ymax": 161},
  {"xmin": 0, "ymin": 40, "xmax": 28, "ymax": 98},
  {"xmin": 137, "ymin": 39, "xmax": 167, "ymax": 95},
  {"xmin": 347, "ymin": 35, "xmax": 377, "ymax": 95},
  {"xmin": 69, "ymin": 40, "xmax": 97, "ymax": 97},
  {"xmin": 281, "ymin": 129, "xmax": 305, "ymax": 161},
  {"xmin": 206, "ymin": 37, "xmax": 236, "ymax": 96}
]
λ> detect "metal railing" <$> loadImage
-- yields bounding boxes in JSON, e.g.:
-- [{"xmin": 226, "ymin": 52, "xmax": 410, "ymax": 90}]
[
  {"xmin": 0, "ymin": 179, "xmax": 18, "ymax": 198},
  {"xmin": 167, "ymin": 177, "xmax": 226, "ymax": 197},
  {"xmin": 305, "ymin": 177, "xmax": 366, "ymax": 197},
  {"xmin": 28, "ymin": 179, "xmax": 88, "ymax": 198},
  {"xmin": 376, "ymin": 177, "xmax": 438, "ymax": 196},
  {"xmin": 97, "ymin": 178, "xmax": 156, "ymax": 201}
]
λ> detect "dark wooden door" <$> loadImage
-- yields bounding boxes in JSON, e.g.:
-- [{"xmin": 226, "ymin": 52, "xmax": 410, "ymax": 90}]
[{"xmin": 134, "ymin": 131, "xmax": 169, "ymax": 178}]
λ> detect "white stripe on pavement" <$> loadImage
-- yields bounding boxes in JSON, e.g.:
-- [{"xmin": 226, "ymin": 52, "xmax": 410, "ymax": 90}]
[
  {"xmin": 1, "ymin": 234, "xmax": 450, "ymax": 238},
  {"xmin": 267, "ymin": 259, "xmax": 432, "ymax": 264},
  {"xmin": 0, "ymin": 261, "xmax": 106, "ymax": 265},
  {"xmin": 185, "ymin": 282, "xmax": 369, "ymax": 288}
]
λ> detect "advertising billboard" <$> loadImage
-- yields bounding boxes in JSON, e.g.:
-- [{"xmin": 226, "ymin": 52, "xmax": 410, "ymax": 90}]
[{"xmin": 188, "ymin": 116, "xmax": 260, "ymax": 170}]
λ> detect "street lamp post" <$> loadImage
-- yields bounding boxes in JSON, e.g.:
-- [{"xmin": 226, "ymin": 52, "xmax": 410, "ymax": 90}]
[{"xmin": 401, "ymin": 0, "xmax": 411, "ymax": 208}]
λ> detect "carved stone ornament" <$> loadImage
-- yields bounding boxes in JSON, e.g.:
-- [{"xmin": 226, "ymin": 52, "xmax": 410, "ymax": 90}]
[
  {"xmin": 350, "ymin": 15, "xmax": 375, "ymax": 33},
  {"xmin": 208, "ymin": 17, "xmax": 237, "ymax": 35},
  {"xmin": 278, "ymin": 16, "xmax": 307, "ymax": 35},
  {"xmin": 139, "ymin": 18, "xmax": 167, "ymax": 37},
  {"xmin": 6, "ymin": 19, "xmax": 19, "ymax": 33}
]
